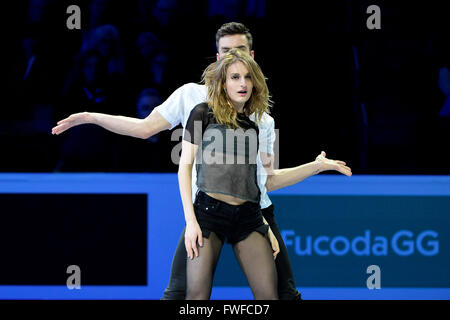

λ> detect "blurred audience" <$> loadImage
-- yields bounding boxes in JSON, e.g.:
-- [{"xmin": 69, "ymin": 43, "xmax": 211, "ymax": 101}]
[
  {"xmin": 86, "ymin": 0, "xmax": 109, "ymax": 31},
  {"xmin": 54, "ymin": 49, "xmax": 127, "ymax": 172},
  {"xmin": 435, "ymin": 42, "xmax": 450, "ymax": 172},
  {"xmin": 130, "ymin": 31, "xmax": 167, "ymax": 96},
  {"xmin": 60, "ymin": 49, "xmax": 125, "ymax": 116},
  {"xmin": 26, "ymin": 0, "xmax": 52, "ymax": 24},
  {"xmin": 152, "ymin": 0, "xmax": 179, "ymax": 29},
  {"xmin": 116, "ymin": 87, "xmax": 174, "ymax": 172},
  {"xmin": 132, "ymin": 0, "xmax": 155, "ymax": 31},
  {"xmin": 415, "ymin": 20, "xmax": 450, "ymax": 174},
  {"xmin": 136, "ymin": 88, "xmax": 163, "ymax": 143},
  {"xmin": 2, "ymin": 0, "xmax": 445, "ymax": 174},
  {"xmin": 207, "ymin": 0, "xmax": 266, "ymax": 22},
  {"xmin": 1, "ymin": 0, "xmax": 63, "ymax": 171},
  {"xmin": 131, "ymin": 0, "xmax": 179, "ymax": 43},
  {"xmin": 80, "ymin": 24, "xmax": 126, "ymax": 78},
  {"xmin": 438, "ymin": 67, "xmax": 450, "ymax": 117}
]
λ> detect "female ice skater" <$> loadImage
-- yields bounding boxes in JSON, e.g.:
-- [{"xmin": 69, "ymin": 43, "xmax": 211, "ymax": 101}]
[{"xmin": 179, "ymin": 48, "xmax": 278, "ymax": 299}]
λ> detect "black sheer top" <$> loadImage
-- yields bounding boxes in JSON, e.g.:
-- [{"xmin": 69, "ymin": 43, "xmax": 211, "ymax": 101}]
[{"xmin": 183, "ymin": 103, "xmax": 260, "ymax": 203}]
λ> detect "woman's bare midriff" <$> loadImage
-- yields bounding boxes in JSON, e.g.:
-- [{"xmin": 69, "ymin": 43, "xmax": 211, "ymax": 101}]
[{"xmin": 206, "ymin": 192, "xmax": 247, "ymax": 205}]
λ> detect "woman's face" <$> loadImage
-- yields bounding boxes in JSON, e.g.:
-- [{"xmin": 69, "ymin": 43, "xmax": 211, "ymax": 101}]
[{"xmin": 225, "ymin": 61, "xmax": 253, "ymax": 111}]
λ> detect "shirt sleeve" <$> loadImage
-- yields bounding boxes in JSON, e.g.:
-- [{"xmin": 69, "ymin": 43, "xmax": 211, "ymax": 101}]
[
  {"xmin": 154, "ymin": 83, "xmax": 207, "ymax": 130},
  {"xmin": 153, "ymin": 85, "xmax": 187, "ymax": 130},
  {"xmin": 183, "ymin": 104, "xmax": 207, "ymax": 145},
  {"xmin": 259, "ymin": 114, "xmax": 275, "ymax": 155}
]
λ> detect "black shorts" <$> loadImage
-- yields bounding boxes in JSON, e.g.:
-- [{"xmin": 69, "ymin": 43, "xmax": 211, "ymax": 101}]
[{"xmin": 193, "ymin": 190, "xmax": 269, "ymax": 245}]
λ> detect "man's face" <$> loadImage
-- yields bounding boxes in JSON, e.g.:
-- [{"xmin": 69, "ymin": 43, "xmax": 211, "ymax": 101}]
[{"xmin": 216, "ymin": 34, "xmax": 254, "ymax": 61}]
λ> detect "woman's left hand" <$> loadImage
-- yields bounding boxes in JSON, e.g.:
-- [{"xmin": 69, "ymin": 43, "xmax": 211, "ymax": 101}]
[
  {"xmin": 315, "ymin": 151, "xmax": 352, "ymax": 176},
  {"xmin": 267, "ymin": 227, "xmax": 280, "ymax": 260}
]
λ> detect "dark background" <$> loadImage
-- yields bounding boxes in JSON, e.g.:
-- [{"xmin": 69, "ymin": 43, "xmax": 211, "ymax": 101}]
[
  {"xmin": 1, "ymin": 0, "xmax": 449, "ymax": 174},
  {"xmin": 0, "ymin": 193, "xmax": 147, "ymax": 285}
]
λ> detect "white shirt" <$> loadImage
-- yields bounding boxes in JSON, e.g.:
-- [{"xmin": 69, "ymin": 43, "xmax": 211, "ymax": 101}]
[{"xmin": 155, "ymin": 83, "xmax": 275, "ymax": 209}]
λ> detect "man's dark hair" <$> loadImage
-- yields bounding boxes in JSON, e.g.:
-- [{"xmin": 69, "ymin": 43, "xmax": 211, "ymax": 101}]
[{"xmin": 215, "ymin": 22, "xmax": 253, "ymax": 51}]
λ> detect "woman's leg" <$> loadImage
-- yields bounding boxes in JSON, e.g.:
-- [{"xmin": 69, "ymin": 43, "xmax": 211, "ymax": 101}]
[
  {"xmin": 233, "ymin": 231, "xmax": 278, "ymax": 300},
  {"xmin": 186, "ymin": 231, "xmax": 223, "ymax": 300},
  {"xmin": 161, "ymin": 227, "xmax": 187, "ymax": 300}
]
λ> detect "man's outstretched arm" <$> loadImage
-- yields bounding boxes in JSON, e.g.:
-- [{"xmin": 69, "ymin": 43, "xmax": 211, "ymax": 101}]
[
  {"xmin": 51, "ymin": 83, "xmax": 206, "ymax": 139},
  {"xmin": 51, "ymin": 109, "xmax": 171, "ymax": 139},
  {"xmin": 262, "ymin": 151, "xmax": 352, "ymax": 193}
]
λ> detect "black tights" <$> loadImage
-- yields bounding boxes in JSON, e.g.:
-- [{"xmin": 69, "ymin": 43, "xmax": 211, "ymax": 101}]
[
  {"xmin": 162, "ymin": 205, "xmax": 302, "ymax": 300},
  {"xmin": 186, "ymin": 231, "xmax": 278, "ymax": 300}
]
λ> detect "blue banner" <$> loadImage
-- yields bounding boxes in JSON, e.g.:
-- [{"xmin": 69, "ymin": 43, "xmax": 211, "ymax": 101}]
[{"xmin": 1, "ymin": 174, "xmax": 449, "ymax": 299}]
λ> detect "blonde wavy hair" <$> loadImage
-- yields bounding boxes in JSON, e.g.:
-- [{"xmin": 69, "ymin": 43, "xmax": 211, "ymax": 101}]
[{"xmin": 201, "ymin": 48, "xmax": 272, "ymax": 128}]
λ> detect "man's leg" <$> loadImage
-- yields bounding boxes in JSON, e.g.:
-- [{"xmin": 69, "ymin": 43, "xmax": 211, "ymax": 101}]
[
  {"xmin": 161, "ymin": 227, "xmax": 187, "ymax": 300},
  {"xmin": 262, "ymin": 205, "xmax": 302, "ymax": 300}
]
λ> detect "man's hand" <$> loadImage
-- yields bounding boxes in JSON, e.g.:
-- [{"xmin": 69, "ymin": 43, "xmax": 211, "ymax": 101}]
[
  {"xmin": 315, "ymin": 151, "xmax": 352, "ymax": 176},
  {"xmin": 52, "ymin": 112, "xmax": 92, "ymax": 135}
]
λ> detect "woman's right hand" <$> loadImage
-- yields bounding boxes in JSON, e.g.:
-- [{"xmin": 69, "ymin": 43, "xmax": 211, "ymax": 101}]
[
  {"xmin": 51, "ymin": 112, "xmax": 92, "ymax": 135},
  {"xmin": 185, "ymin": 221, "xmax": 203, "ymax": 259}
]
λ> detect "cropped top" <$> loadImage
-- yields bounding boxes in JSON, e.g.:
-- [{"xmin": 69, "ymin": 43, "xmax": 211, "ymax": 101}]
[{"xmin": 183, "ymin": 103, "xmax": 260, "ymax": 203}]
